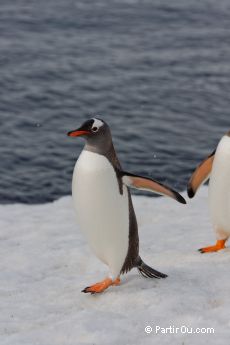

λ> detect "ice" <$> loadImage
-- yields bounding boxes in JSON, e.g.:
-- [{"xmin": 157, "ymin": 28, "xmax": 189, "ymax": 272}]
[{"xmin": 0, "ymin": 187, "xmax": 229, "ymax": 344}]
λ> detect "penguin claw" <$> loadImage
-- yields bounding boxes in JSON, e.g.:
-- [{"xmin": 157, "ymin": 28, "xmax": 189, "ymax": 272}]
[
  {"xmin": 198, "ymin": 249, "xmax": 205, "ymax": 254},
  {"xmin": 82, "ymin": 287, "xmax": 98, "ymax": 294},
  {"xmin": 81, "ymin": 286, "xmax": 99, "ymax": 294},
  {"xmin": 81, "ymin": 287, "xmax": 91, "ymax": 293}
]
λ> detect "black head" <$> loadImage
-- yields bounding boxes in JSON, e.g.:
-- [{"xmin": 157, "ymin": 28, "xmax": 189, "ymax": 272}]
[
  {"xmin": 67, "ymin": 118, "xmax": 106, "ymax": 137},
  {"xmin": 67, "ymin": 118, "xmax": 112, "ymax": 152}
]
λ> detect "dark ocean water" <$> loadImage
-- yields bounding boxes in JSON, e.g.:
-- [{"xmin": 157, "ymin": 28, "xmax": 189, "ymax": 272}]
[{"xmin": 1, "ymin": 0, "xmax": 230, "ymax": 203}]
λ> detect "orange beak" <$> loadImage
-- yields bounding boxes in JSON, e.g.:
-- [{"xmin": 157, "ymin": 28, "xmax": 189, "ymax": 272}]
[{"xmin": 67, "ymin": 130, "xmax": 90, "ymax": 137}]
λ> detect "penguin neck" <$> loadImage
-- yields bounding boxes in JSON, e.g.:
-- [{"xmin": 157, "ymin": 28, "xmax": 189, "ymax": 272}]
[
  {"xmin": 84, "ymin": 140, "xmax": 121, "ymax": 169},
  {"xmin": 85, "ymin": 138, "xmax": 114, "ymax": 156}
]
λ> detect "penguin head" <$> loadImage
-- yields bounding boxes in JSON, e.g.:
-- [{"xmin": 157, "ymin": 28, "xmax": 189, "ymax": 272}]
[{"xmin": 68, "ymin": 118, "xmax": 112, "ymax": 150}]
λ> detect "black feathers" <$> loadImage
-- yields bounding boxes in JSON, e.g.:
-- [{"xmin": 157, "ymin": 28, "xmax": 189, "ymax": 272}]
[{"xmin": 136, "ymin": 258, "xmax": 167, "ymax": 279}]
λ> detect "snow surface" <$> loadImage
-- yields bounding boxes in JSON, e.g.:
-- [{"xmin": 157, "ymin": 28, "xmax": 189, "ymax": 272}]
[{"xmin": 1, "ymin": 187, "xmax": 230, "ymax": 345}]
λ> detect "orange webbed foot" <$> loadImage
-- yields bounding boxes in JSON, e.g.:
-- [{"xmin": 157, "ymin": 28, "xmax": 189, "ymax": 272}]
[
  {"xmin": 198, "ymin": 239, "xmax": 226, "ymax": 253},
  {"xmin": 82, "ymin": 277, "xmax": 120, "ymax": 294}
]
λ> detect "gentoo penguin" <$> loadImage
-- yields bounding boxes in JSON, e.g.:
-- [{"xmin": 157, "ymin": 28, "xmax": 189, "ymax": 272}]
[
  {"xmin": 68, "ymin": 118, "xmax": 186, "ymax": 294},
  {"xmin": 188, "ymin": 131, "xmax": 230, "ymax": 253}
]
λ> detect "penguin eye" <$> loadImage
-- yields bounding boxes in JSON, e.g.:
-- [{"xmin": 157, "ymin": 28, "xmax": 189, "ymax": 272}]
[{"xmin": 92, "ymin": 126, "xmax": 98, "ymax": 132}]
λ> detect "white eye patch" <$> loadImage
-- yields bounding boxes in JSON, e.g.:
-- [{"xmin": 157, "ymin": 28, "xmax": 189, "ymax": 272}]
[{"xmin": 92, "ymin": 118, "xmax": 104, "ymax": 130}]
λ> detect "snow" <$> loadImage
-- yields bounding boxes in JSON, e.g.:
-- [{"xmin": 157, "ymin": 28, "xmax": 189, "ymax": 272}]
[{"xmin": 0, "ymin": 187, "xmax": 229, "ymax": 345}]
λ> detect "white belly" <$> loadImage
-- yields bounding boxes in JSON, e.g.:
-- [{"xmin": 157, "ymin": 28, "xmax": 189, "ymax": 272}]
[
  {"xmin": 209, "ymin": 135, "xmax": 230, "ymax": 238},
  {"xmin": 72, "ymin": 150, "xmax": 129, "ymax": 278}
]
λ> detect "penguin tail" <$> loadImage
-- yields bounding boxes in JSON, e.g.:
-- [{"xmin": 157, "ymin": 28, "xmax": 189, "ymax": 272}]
[{"xmin": 136, "ymin": 257, "xmax": 167, "ymax": 279}]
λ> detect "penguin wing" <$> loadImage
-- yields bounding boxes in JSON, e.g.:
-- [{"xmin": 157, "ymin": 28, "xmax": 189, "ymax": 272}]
[
  {"xmin": 187, "ymin": 149, "xmax": 216, "ymax": 198},
  {"xmin": 120, "ymin": 171, "xmax": 186, "ymax": 204}
]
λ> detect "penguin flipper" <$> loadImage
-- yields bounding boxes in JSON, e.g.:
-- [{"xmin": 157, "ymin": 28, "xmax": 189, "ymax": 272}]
[
  {"xmin": 120, "ymin": 171, "xmax": 186, "ymax": 204},
  {"xmin": 187, "ymin": 149, "xmax": 216, "ymax": 198}
]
